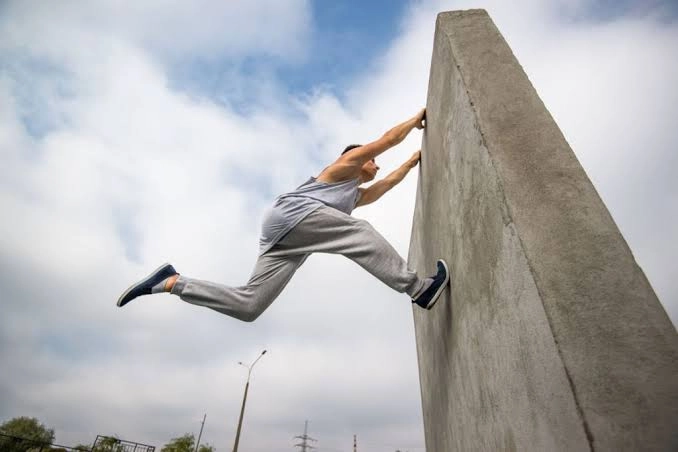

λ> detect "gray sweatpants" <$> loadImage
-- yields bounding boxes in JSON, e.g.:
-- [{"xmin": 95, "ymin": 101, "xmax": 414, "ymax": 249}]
[{"xmin": 171, "ymin": 206, "xmax": 426, "ymax": 322}]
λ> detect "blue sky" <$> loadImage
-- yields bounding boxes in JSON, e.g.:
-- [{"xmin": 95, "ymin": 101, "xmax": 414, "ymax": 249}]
[
  {"xmin": 167, "ymin": 0, "xmax": 678, "ymax": 105},
  {"xmin": 282, "ymin": 1, "xmax": 410, "ymax": 94},
  {"xmin": 167, "ymin": 0, "xmax": 412, "ymax": 112},
  {"xmin": 1, "ymin": 1, "xmax": 677, "ymax": 451}
]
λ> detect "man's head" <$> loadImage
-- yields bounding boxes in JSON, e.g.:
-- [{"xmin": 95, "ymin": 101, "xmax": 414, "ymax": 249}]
[{"xmin": 342, "ymin": 144, "xmax": 380, "ymax": 182}]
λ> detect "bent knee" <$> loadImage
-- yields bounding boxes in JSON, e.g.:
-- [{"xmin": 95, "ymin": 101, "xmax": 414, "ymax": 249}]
[
  {"xmin": 238, "ymin": 297, "xmax": 272, "ymax": 322},
  {"xmin": 353, "ymin": 218, "xmax": 375, "ymax": 231},
  {"xmin": 237, "ymin": 305, "xmax": 262, "ymax": 322},
  {"xmin": 240, "ymin": 312, "xmax": 260, "ymax": 322}
]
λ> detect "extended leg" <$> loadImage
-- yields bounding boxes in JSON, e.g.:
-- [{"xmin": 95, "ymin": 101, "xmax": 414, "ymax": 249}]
[
  {"xmin": 171, "ymin": 253, "xmax": 308, "ymax": 322},
  {"xmin": 270, "ymin": 206, "xmax": 427, "ymax": 298}
]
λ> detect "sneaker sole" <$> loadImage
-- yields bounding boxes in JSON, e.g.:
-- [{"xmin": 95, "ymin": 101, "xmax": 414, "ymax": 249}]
[
  {"xmin": 426, "ymin": 259, "xmax": 450, "ymax": 310},
  {"xmin": 116, "ymin": 262, "xmax": 171, "ymax": 307}
]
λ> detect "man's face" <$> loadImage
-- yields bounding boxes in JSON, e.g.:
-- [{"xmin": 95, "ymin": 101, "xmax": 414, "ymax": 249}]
[{"xmin": 361, "ymin": 159, "xmax": 380, "ymax": 181}]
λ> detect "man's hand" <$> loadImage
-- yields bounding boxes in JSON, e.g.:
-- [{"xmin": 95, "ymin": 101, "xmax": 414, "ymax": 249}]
[
  {"xmin": 407, "ymin": 150, "xmax": 421, "ymax": 168},
  {"xmin": 355, "ymin": 150, "xmax": 422, "ymax": 208},
  {"xmin": 414, "ymin": 108, "xmax": 426, "ymax": 130},
  {"xmin": 331, "ymin": 108, "xmax": 427, "ymax": 175}
]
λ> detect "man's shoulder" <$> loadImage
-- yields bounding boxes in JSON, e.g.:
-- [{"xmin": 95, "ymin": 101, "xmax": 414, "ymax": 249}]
[{"xmin": 316, "ymin": 161, "xmax": 361, "ymax": 183}]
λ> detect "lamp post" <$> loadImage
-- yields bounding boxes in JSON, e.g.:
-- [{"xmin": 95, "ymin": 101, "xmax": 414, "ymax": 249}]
[
  {"xmin": 194, "ymin": 413, "xmax": 206, "ymax": 452},
  {"xmin": 232, "ymin": 349, "xmax": 267, "ymax": 452}
]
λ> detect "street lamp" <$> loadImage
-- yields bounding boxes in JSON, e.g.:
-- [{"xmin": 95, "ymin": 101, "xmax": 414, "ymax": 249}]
[{"xmin": 232, "ymin": 349, "xmax": 267, "ymax": 452}]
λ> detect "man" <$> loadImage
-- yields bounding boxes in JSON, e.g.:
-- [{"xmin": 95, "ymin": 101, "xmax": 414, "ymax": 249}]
[{"xmin": 117, "ymin": 108, "xmax": 449, "ymax": 321}]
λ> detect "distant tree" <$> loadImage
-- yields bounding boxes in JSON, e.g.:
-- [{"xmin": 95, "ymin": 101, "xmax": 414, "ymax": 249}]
[
  {"xmin": 0, "ymin": 416, "xmax": 55, "ymax": 451},
  {"xmin": 160, "ymin": 434, "xmax": 213, "ymax": 452}
]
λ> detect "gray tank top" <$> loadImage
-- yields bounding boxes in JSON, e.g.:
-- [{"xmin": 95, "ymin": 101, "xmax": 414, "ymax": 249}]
[{"xmin": 259, "ymin": 176, "xmax": 361, "ymax": 255}]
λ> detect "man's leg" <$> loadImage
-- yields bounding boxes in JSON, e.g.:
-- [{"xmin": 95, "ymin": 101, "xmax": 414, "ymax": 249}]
[
  {"xmin": 170, "ymin": 253, "xmax": 309, "ymax": 322},
  {"xmin": 269, "ymin": 206, "xmax": 428, "ymax": 298}
]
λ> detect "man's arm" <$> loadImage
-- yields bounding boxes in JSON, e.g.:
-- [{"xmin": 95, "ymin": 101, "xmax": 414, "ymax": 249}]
[
  {"xmin": 355, "ymin": 151, "xmax": 421, "ymax": 207},
  {"xmin": 343, "ymin": 109, "xmax": 426, "ymax": 167}
]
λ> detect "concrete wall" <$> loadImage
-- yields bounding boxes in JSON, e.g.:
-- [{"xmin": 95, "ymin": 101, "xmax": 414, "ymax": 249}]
[{"xmin": 409, "ymin": 10, "xmax": 678, "ymax": 451}]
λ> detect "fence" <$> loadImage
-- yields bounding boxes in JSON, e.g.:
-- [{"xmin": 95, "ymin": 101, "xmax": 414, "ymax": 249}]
[
  {"xmin": 92, "ymin": 436, "xmax": 154, "ymax": 452},
  {"xmin": 0, "ymin": 433, "xmax": 154, "ymax": 452}
]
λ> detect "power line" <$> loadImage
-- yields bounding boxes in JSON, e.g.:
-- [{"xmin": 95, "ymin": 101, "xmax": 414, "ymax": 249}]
[{"xmin": 293, "ymin": 420, "xmax": 317, "ymax": 451}]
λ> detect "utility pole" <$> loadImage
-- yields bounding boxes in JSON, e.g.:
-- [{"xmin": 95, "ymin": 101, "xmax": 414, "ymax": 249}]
[
  {"xmin": 194, "ymin": 413, "xmax": 206, "ymax": 452},
  {"xmin": 293, "ymin": 420, "xmax": 317, "ymax": 451}
]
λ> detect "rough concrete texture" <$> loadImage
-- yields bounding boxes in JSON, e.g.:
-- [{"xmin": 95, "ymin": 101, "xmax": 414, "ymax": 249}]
[{"xmin": 409, "ymin": 10, "xmax": 678, "ymax": 452}]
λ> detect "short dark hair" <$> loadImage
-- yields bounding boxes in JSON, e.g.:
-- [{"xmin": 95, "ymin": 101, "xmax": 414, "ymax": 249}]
[{"xmin": 341, "ymin": 144, "xmax": 362, "ymax": 155}]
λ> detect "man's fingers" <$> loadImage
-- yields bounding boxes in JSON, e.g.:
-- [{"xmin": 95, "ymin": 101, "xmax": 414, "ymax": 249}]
[
  {"xmin": 415, "ymin": 109, "xmax": 426, "ymax": 129},
  {"xmin": 409, "ymin": 150, "xmax": 422, "ymax": 167}
]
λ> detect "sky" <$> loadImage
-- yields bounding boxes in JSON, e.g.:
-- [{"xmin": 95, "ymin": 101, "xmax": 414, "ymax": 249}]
[{"xmin": 1, "ymin": 0, "xmax": 676, "ymax": 451}]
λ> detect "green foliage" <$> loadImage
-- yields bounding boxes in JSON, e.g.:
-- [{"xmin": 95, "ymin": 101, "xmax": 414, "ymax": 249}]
[
  {"xmin": 160, "ymin": 434, "xmax": 213, "ymax": 452},
  {"xmin": 0, "ymin": 416, "xmax": 55, "ymax": 451},
  {"xmin": 160, "ymin": 434, "xmax": 193, "ymax": 452}
]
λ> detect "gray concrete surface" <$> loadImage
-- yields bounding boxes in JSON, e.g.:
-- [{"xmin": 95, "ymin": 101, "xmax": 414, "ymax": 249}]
[{"xmin": 409, "ymin": 10, "xmax": 678, "ymax": 452}]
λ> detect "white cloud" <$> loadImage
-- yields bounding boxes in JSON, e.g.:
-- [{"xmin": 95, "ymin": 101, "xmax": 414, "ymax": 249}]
[
  {"xmin": 0, "ymin": 0, "xmax": 311, "ymax": 62},
  {"xmin": 1, "ymin": 1, "xmax": 676, "ymax": 451}
]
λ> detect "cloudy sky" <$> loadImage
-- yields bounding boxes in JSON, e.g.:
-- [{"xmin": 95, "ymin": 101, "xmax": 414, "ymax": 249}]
[{"xmin": 1, "ymin": 0, "xmax": 676, "ymax": 451}]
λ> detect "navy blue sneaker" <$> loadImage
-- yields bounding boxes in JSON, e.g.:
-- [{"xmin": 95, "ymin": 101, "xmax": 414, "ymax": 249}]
[
  {"xmin": 412, "ymin": 259, "xmax": 450, "ymax": 310},
  {"xmin": 117, "ymin": 263, "xmax": 178, "ymax": 307}
]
